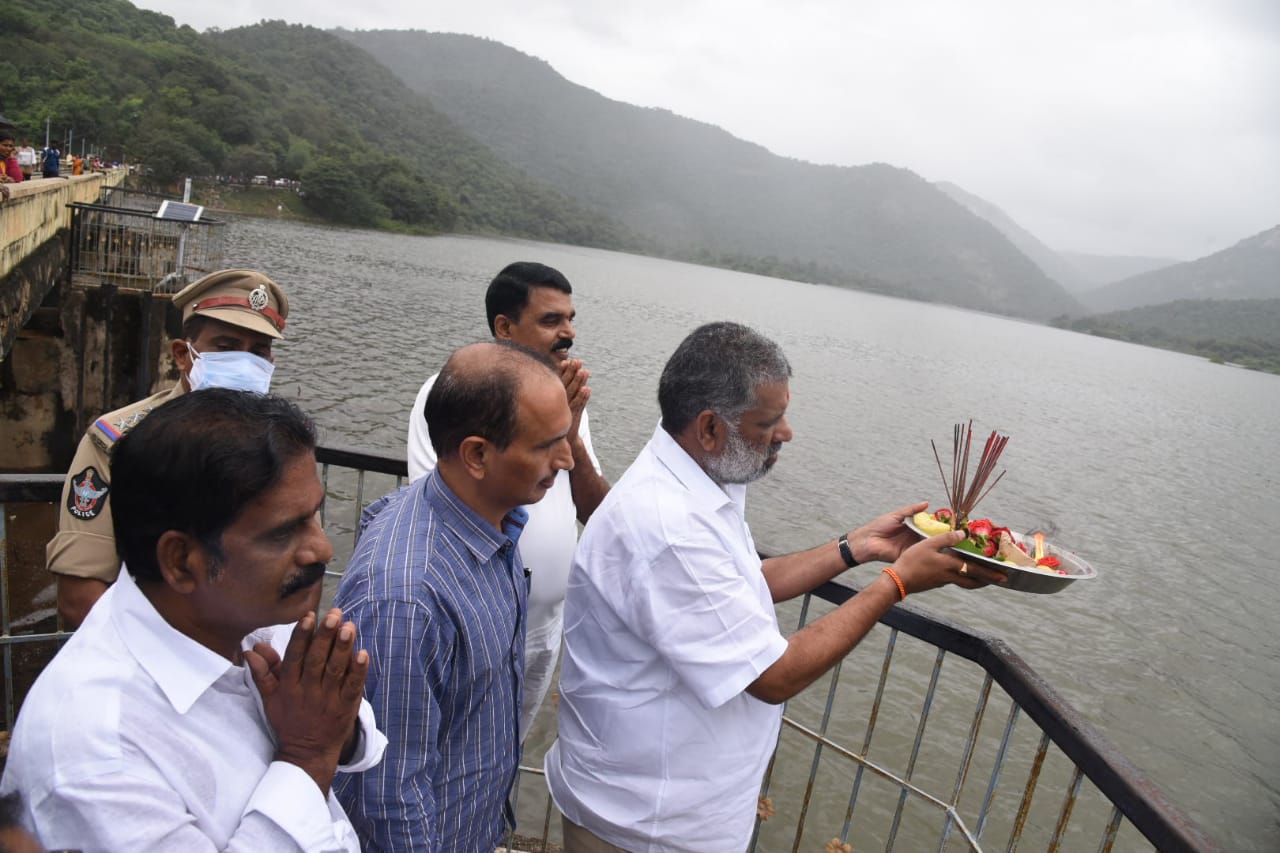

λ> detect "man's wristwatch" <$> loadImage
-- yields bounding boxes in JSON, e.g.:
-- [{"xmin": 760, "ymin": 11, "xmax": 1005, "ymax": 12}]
[{"xmin": 838, "ymin": 533, "xmax": 859, "ymax": 568}]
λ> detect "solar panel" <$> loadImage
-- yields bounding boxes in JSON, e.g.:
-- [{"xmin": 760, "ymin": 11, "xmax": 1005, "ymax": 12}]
[{"xmin": 155, "ymin": 201, "xmax": 204, "ymax": 222}]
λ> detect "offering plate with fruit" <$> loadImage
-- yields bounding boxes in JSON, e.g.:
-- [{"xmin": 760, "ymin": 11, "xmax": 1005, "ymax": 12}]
[{"xmin": 904, "ymin": 422, "xmax": 1097, "ymax": 595}]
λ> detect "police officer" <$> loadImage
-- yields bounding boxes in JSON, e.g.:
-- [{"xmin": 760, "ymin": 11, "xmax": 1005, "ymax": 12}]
[{"xmin": 47, "ymin": 269, "xmax": 290, "ymax": 627}]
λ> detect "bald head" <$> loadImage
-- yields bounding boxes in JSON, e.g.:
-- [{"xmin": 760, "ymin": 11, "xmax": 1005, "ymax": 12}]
[{"xmin": 425, "ymin": 341, "xmax": 559, "ymax": 460}]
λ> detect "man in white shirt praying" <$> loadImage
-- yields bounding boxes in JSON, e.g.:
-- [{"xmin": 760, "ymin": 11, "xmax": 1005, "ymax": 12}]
[
  {"xmin": 406, "ymin": 261, "xmax": 609, "ymax": 741},
  {"xmin": 1, "ymin": 389, "xmax": 387, "ymax": 852},
  {"xmin": 545, "ymin": 321, "xmax": 1006, "ymax": 853}
]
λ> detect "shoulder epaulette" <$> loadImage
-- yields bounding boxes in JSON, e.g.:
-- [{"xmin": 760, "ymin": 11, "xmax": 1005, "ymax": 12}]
[{"xmin": 90, "ymin": 407, "xmax": 154, "ymax": 451}]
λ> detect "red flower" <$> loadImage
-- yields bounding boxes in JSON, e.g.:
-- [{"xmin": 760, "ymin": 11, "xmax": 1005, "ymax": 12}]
[
  {"xmin": 967, "ymin": 519, "xmax": 993, "ymax": 537},
  {"xmin": 935, "ymin": 508, "xmax": 953, "ymax": 523},
  {"xmin": 1037, "ymin": 556, "xmax": 1061, "ymax": 569},
  {"xmin": 982, "ymin": 539, "xmax": 998, "ymax": 557},
  {"xmin": 991, "ymin": 526, "xmax": 1012, "ymax": 543}
]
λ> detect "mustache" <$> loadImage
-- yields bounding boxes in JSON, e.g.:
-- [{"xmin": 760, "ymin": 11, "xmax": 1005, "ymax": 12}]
[
  {"xmin": 551, "ymin": 338, "xmax": 574, "ymax": 353},
  {"xmin": 279, "ymin": 562, "xmax": 327, "ymax": 599}
]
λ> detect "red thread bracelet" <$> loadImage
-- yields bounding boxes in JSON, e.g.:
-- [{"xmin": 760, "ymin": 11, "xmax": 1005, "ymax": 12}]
[{"xmin": 881, "ymin": 567, "xmax": 907, "ymax": 601}]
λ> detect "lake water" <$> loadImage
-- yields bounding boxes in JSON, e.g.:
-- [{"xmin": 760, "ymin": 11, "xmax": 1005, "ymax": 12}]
[{"xmin": 226, "ymin": 217, "xmax": 1279, "ymax": 851}]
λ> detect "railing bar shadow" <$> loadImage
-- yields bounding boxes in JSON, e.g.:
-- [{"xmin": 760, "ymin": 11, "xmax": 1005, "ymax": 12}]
[
  {"xmin": 938, "ymin": 673, "xmax": 995, "ymax": 853},
  {"xmin": 320, "ymin": 463, "xmax": 331, "ymax": 527},
  {"xmin": 2, "ymin": 510, "xmax": 14, "ymax": 731},
  {"xmin": 539, "ymin": 783, "xmax": 555, "ymax": 853},
  {"xmin": 977, "ymin": 699, "xmax": 1020, "ymax": 842},
  {"xmin": 788, "ymin": 657, "xmax": 843, "ymax": 853},
  {"xmin": 355, "ymin": 470, "xmax": 366, "ymax": 532},
  {"xmin": 837, "ymin": 625, "xmax": 898, "ymax": 843},
  {"xmin": 887, "ymin": 646, "xmax": 946, "ymax": 851}
]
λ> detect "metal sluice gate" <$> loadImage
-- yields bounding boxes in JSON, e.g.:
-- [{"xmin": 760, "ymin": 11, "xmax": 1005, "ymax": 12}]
[{"xmin": 67, "ymin": 187, "xmax": 226, "ymax": 295}]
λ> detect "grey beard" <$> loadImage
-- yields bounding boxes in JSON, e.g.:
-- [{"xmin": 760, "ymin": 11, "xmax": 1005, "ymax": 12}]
[{"xmin": 705, "ymin": 424, "xmax": 773, "ymax": 485}]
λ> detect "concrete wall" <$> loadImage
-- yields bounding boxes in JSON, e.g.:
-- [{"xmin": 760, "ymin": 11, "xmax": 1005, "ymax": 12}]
[
  {"xmin": 0, "ymin": 170, "xmax": 126, "ymax": 280},
  {"xmin": 0, "ymin": 170, "xmax": 127, "ymax": 358},
  {"xmin": 0, "ymin": 168, "xmax": 164, "ymax": 473}
]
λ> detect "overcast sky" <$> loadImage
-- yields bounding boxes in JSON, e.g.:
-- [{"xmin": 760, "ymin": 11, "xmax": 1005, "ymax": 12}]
[{"xmin": 133, "ymin": 0, "xmax": 1279, "ymax": 260}]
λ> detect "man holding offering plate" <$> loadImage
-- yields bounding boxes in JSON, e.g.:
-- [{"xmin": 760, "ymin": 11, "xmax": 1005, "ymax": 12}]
[{"xmin": 545, "ymin": 321, "xmax": 1006, "ymax": 853}]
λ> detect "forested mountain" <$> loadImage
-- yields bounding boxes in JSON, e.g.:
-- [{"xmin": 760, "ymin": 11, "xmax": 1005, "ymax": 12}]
[
  {"xmin": 1, "ymin": 0, "xmax": 630, "ymax": 243},
  {"xmin": 1053, "ymin": 298, "xmax": 1280, "ymax": 374},
  {"xmin": 1084, "ymin": 225, "xmax": 1280, "ymax": 311},
  {"xmin": 934, "ymin": 181, "xmax": 1091, "ymax": 293},
  {"xmin": 335, "ymin": 30, "xmax": 1084, "ymax": 320}
]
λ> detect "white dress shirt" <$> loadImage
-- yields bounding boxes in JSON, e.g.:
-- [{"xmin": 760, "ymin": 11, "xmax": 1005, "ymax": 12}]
[
  {"xmin": 407, "ymin": 371, "xmax": 603, "ymax": 739},
  {"xmin": 0, "ymin": 570, "xmax": 387, "ymax": 852},
  {"xmin": 545, "ymin": 424, "xmax": 790, "ymax": 853}
]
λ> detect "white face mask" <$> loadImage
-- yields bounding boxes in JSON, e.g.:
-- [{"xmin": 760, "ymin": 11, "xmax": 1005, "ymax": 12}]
[{"xmin": 186, "ymin": 342, "xmax": 275, "ymax": 395}]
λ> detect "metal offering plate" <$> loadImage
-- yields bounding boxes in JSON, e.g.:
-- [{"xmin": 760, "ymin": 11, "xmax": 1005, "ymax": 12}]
[{"xmin": 903, "ymin": 518, "xmax": 1097, "ymax": 595}]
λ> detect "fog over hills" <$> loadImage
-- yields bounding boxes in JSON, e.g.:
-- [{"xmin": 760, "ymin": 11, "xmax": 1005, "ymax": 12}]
[
  {"xmin": 1085, "ymin": 225, "xmax": 1280, "ymax": 312},
  {"xmin": 1057, "ymin": 252, "xmax": 1178, "ymax": 288},
  {"xmin": 934, "ymin": 181, "xmax": 1093, "ymax": 293},
  {"xmin": 336, "ymin": 29, "xmax": 1083, "ymax": 320}
]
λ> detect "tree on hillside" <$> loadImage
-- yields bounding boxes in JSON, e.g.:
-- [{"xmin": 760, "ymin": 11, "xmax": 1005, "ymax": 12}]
[
  {"xmin": 131, "ymin": 116, "xmax": 225, "ymax": 184},
  {"xmin": 225, "ymin": 144, "xmax": 278, "ymax": 180},
  {"xmin": 300, "ymin": 156, "xmax": 386, "ymax": 226},
  {"xmin": 371, "ymin": 161, "xmax": 459, "ymax": 229},
  {"xmin": 283, "ymin": 138, "xmax": 314, "ymax": 178}
]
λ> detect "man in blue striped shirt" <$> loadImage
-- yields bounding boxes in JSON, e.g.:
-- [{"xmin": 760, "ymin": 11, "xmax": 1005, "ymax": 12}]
[{"xmin": 334, "ymin": 341, "xmax": 575, "ymax": 852}]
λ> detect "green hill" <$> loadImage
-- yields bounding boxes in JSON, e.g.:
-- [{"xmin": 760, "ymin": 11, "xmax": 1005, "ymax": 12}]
[
  {"xmin": 1053, "ymin": 298, "xmax": 1280, "ymax": 374},
  {"xmin": 335, "ymin": 30, "xmax": 1084, "ymax": 321},
  {"xmin": 3, "ymin": 1, "xmax": 1092, "ymax": 318},
  {"xmin": 0, "ymin": 0, "xmax": 630, "ymax": 244},
  {"xmin": 1084, "ymin": 225, "xmax": 1280, "ymax": 311}
]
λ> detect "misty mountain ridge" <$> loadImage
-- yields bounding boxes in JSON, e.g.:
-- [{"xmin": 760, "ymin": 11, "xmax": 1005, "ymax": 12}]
[
  {"xmin": 1057, "ymin": 251, "xmax": 1178, "ymax": 287},
  {"xmin": 335, "ymin": 29, "xmax": 1084, "ymax": 320},
  {"xmin": 1085, "ymin": 224, "xmax": 1280, "ymax": 312},
  {"xmin": 934, "ymin": 181, "xmax": 1093, "ymax": 293},
  {"xmin": 17, "ymin": 3, "xmax": 1266, "ymax": 327}
]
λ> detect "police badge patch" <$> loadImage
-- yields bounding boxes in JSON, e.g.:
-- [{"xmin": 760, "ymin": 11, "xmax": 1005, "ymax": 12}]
[{"xmin": 68, "ymin": 467, "xmax": 109, "ymax": 520}]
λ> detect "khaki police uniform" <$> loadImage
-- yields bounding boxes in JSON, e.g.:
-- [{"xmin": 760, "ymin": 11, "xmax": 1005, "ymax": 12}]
[{"xmin": 46, "ymin": 269, "xmax": 289, "ymax": 584}]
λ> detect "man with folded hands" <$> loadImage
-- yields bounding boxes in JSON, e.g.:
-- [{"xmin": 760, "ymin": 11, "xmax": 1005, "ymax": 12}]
[{"xmin": 2, "ymin": 390, "xmax": 387, "ymax": 851}]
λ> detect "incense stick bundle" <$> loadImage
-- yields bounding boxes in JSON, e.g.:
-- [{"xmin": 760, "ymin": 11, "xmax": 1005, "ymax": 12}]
[{"xmin": 930, "ymin": 420, "xmax": 1008, "ymax": 525}]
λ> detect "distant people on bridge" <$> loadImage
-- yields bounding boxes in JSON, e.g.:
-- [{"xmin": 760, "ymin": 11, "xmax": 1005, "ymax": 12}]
[
  {"xmin": 1, "ymin": 389, "xmax": 387, "ymax": 850},
  {"xmin": 47, "ymin": 269, "xmax": 291, "ymax": 628},
  {"xmin": 40, "ymin": 142, "xmax": 60, "ymax": 178},
  {"xmin": 405, "ymin": 261, "xmax": 610, "ymax": 743},
  {"xmin": 71, "ymin": 153, "xmax": 84, "ymax": 175},
  {"xmin": 16, "ymin": 139, "xmax": 37, "ymax": 179},
  {"xmin": 0, "ymin": 130, "xmax": 23, "ymax": 184},
  {"xmin": 336, "ymin": 341, "xmax": 575, "ymax": 852},
  {"xmin": 544, "ymin": 321, "xmax": 1008, "ymax": 853}
]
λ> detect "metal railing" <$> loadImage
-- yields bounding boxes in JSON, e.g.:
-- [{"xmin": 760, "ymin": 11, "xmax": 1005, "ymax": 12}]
[
  {"xmin": 0, "ymin": 449, "xmax": 1219, "ymax": 852},
  {"xmin": 96, "ymin": 186, "xmax": 176, "ymax": 213},
  {"xmin": 67, "ymin": 201, "xmax": 226, "ymax": 294}
]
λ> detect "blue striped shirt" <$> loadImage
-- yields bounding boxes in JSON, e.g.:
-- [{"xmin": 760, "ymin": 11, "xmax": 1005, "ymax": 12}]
[{"xmin": 333, "ymin": 470, "xmax": 528, "ymax": 852}]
